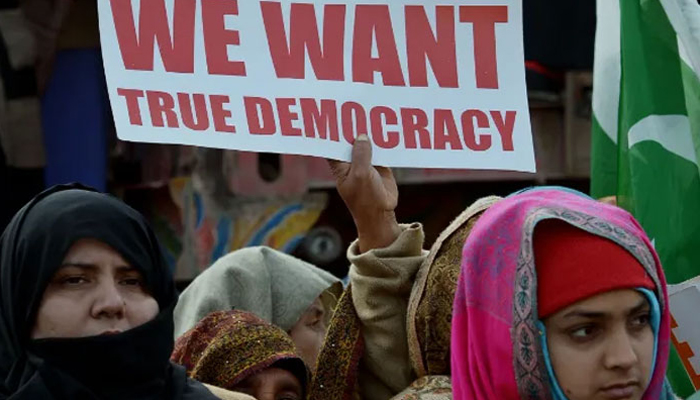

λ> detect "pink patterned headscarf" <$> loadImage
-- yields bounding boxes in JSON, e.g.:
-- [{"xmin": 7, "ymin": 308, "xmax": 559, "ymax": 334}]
[{"xmin": 450, "ymin": 188, "xmax": 672, "ymax": 400}]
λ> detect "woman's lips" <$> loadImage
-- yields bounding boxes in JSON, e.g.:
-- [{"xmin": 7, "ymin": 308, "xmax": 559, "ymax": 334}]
[
  {"xmin": 599, "ymin": 383, "xmax": 638, "ymax": 399},
  {"xmin": 99, "ymin": 330, "xmax": 122, "ymax": 336}
]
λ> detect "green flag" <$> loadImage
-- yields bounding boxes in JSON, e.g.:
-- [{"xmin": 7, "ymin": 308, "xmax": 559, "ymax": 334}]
[{"xmin": 591, "ymin": 0, "xmax": 700, "ymax": 396}]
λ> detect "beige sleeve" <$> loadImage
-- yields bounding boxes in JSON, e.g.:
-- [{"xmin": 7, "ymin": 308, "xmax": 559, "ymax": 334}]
[{"xmin": 348, "ymin": 223, "xmax": 428, "ymax": 400}]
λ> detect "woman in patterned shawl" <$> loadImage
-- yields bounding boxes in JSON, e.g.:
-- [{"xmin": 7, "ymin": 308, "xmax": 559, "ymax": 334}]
[
  {"xmin": 388, "ymin": 196, "xmax": 500, "ymax": 400},
  {"xmin": 451, "ymin": 188, "xmax": 677, "ymax": 400},
  {"xmin": 314, "ymin": 134, "xmax": 501, "ymax": 400},
  {"xmin": 172, "ymin": 310, "xmax": 309, "ymax": 400}
]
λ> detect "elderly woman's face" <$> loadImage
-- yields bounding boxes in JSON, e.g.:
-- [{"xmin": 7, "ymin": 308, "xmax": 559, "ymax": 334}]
[
  {"xmin": 288, "ymin": 296, "xmax": 327, "ymax": 370},
  {"xmin": 31, "ymin": 239, "xmax": 159, "ymax": 339},
  {"xmin": 232, "ymin": 367, "xmax": 303, "ymax": 400}
]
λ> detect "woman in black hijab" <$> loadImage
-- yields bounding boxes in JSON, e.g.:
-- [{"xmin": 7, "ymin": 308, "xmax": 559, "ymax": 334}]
[{"xmin": 0, "ymin": 184, "xmax": 250, "ymax": 400}]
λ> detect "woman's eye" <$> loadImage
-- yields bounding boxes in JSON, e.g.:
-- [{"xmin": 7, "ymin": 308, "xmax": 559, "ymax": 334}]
[
  {"xmin": 305, "ymin": 309, "xmax": 325, "ymax": 328},
  {"xmin": 631, "ymin": 313, "xmax": 651, "ymax": 328},
  {"xmin": 61, "ymin": 276, "xmax": 89, "ymax": 285},
  {"xmin": 569, "ymin": 325, "xmax": 598, "ymax": 341},
  {"xmin": 308, "ymin": 317, "xmax": 327, "ymax": 333},
  {"xmin": 277, "ymin": 394, "xmax": 301, "ymax": 400},
  {"xmin": 120, "ymin": 277, "xmax": 143, "ymax": 286}
]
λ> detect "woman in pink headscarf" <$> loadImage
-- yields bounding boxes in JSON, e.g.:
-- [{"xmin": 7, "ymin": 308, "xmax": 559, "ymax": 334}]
[{"xmin": 451, "ymin": 188, "xmax": 677, "ymax": 400}]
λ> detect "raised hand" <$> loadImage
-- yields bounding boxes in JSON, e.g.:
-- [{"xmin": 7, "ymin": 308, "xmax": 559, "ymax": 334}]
[{"xmin": 329, "ymin": 135, "xmax": 401, "ymax": 253}]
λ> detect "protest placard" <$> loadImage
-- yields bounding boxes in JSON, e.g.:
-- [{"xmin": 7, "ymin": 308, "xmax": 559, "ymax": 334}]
[
  {"xmin": 98, "ymin": 0, "xmax": 535, "ymax": 171},
  {"xmin": 669, "ymin": 277, "xmax": 700, "ymax": 390}
]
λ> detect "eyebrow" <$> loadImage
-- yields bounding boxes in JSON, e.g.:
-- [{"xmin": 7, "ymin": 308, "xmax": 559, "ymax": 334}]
[
  {"xmin": 234, "ymin": 373, "xmax": 303, "ymax": 396},
  {"xmin": 233, "ymin": 377, "xmax": 260, "ymax": 391},
  {"xmin": 58, "ymin": 263, "xmax": 137, "ymax": 273},
  {"xmin": 628, "ymin": 299, "xmax": 651, "ymax": 315},
  {"xmin": 276, "ymin": 378, "xmax": 303, "ymax": 394},
  {"xmin": 563, "ymin": 298, "xmax": 649, "ymax": 319},
  {"xmin": 310, "ymin": 305, "xmax": 324, "ymax": 315}
]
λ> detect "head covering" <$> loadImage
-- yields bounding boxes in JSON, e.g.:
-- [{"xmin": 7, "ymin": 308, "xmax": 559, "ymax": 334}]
[
  {"xmin": 174, "ymin": 246, "xmax": 341, "ymax": 337},
  {"xmin": 171, "ymin": 310, "xmax": 309, "ymax": 395},
  {"xmin": 535, "ymin": 220, "xmax": 655, "ymax": 318},
  {"xmin": 0, "ymin": 184, "xmax": 217, "ymax": 400},
  {"xmin": 407, "ymin": 196, "xmax": 500, "ymax": 379},
  {"xmin": 391, "ymin": 376, "xmax": 452, "ymax": 399},
  {"xmin": 307, "ymin": 286, "xmax": 364, "ymax": 400},
  {"xmin": 451, "ymin": 188, "xmax": 675, "ymax": 400}
]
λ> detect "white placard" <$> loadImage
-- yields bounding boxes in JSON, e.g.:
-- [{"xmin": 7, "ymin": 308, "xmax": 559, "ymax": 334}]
[
  {"xmin": 98, "ymin": 0, "xmax": 535, "ymax": 171},
  {"xmin": 669, "ymin": 277, "xmax": 700, "ymax": 389}
]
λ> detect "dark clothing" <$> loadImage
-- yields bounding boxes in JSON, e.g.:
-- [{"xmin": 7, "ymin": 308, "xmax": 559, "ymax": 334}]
[{"xmin": 0, "ymin": 184, "xmax": 217, "ymax": 400}]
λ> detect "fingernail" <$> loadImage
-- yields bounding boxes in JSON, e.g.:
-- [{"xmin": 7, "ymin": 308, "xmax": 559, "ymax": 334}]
[{"xmin": 356, "ymin": 134, "xmax": 369, "ymax": 142}]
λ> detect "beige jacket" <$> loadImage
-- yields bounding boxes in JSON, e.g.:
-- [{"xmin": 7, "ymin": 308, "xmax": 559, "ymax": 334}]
[
  {"xmin": 348, "ymin": 224, "xmax": 428, "ymax": 400},
  {"xmin": 348, "ymin": 196, "xmax": 501, "ymax": 400}
]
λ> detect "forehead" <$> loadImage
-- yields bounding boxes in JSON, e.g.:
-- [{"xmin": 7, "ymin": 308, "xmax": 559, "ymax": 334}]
[
  {"xmin": 308, "ymin": 296, "xmax": 324, "ymax": 311},
  {"xmin": 240, "ymin": 367, "xmax": 301, "ymax": 388},
  {"xmin": 554, "ymin": 289, "xmax": 648, "ymax": 318},
  {"xmin": 61, "ymin": 238, "xmax": 131, "ymax": 267}
]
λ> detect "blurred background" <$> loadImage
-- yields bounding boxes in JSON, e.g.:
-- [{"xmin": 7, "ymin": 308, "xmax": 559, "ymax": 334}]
[{"xmin": 0, "ymin": 0, "xmax": 596, "ymax": 283}]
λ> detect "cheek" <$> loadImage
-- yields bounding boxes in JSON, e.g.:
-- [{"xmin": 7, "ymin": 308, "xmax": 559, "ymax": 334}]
[
  {"xmin": 547, "ymin": 336, "xmax": 598, "ymax": 399},
  {"xmin": 125, "ymin": 295, "xmax": 159, "ymax": 327},
  {"xmin": 33, "ymin": 296, "xmax": 91, "ymax": 339},
  {"xmin": 300, "ymin": 326, "xmax": 324, "ymax": 352},
  {"xmin": 289, "ymin": 325, "xmax": 324, "ymax": 364},
  {"xmin": 637, "ymin": 330, "xmax": 656, "ymax": 386},
  {"xmin": 289, "ymin": 326, "xmax": 312, "ymax": 351}
]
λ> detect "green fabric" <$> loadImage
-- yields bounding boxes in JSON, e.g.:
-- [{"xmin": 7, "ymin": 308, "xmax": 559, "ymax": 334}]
[
  {"xmin": 667, "ymin": 340, "xmax": 697, "ymax": 397},
  {"xmin": 590, "ymin": 116, "xmax": 618, "ymax": 198},
  {"xmin": 682, "ymin": 61, "xmax": 700, "ymax": 178},
  {"xmin": 591, "ymin": 0, "xmax": 700, "ymax": 395},
  {"xmin": 174, "ymin": 246, "xmax": 340, "ymax": 337}
]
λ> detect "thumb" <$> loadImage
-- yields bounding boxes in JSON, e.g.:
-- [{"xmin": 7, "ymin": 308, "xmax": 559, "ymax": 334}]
[{"xmin": 350, "ymin": 134, "xmax": 372, "ymax": 174}]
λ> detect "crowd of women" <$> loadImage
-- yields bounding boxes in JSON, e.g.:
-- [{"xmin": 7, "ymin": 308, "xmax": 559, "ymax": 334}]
[{"xmin": 0, "ymin": 134, "xmax": 680, "ymax": 399}]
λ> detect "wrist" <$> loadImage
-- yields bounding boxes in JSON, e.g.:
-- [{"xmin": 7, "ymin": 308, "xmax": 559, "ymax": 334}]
[{"xmin": 354, "ymin": 211, "xmax": 401, "ymax": 253}]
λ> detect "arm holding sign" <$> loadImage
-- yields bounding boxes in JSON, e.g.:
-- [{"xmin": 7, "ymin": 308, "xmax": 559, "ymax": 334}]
[
  {"xmin": 329, "ymin": 134, "xmax": 402, "ymax": 252},
  {"xmin": 330, "ymin": 135, "xmax": 428, "ymax": 399}
]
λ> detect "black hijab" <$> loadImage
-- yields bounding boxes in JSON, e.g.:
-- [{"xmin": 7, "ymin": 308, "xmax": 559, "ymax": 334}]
[{"xmin": 0, "ymin": 184, "xmax": 218, "ymax": 400}]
